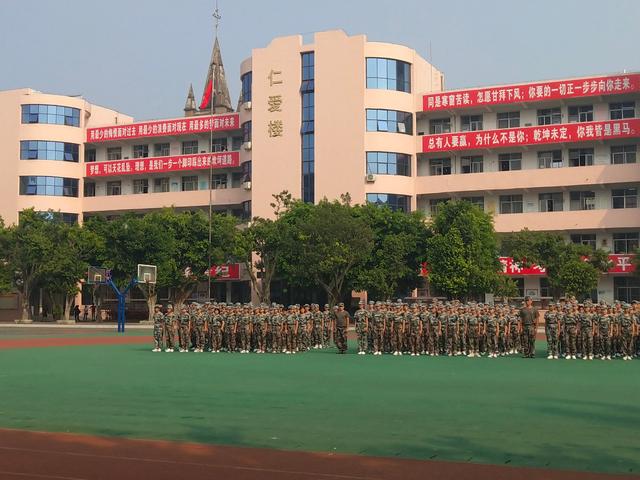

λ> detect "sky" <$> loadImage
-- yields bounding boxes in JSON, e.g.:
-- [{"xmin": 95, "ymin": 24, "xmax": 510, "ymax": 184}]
[{"xmin": 1, "ymin": 0, "xmax": 638, "ymax": 121}]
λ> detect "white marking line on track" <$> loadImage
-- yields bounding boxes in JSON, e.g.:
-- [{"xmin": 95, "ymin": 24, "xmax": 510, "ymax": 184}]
[
  {"xmin": 0, "ymin": 471, "xmax": 88, "ymax": 480},
  {"xmin": 0, "ymin": 446, "xmax": 382, "ymax": 480}
]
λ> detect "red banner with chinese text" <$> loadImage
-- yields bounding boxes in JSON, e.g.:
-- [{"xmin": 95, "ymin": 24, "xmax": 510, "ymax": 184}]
[
  {"xmin": 87, "ymin": 113, "xmax": 239, "ymax": 143},
  {"xmin": 423, "ymin": 73, "xmax": 640, "ymax": 111},
  {"xmin": 85, "ymin": 152, "xmax": 239, "ymax": 177},
  {"xmin": 207, "ymin": 264, "xmax": 240, "ymax": 281},
  {"xmin": 422, "ymin": 119, "xmax": 640, "ymax": 153}
]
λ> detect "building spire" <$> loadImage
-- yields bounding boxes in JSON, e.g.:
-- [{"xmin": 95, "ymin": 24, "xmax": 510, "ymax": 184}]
[
  {"xmin": 184, "ymin": 83, "xmax": 196, "ymax": 116},
  {"xmin": 197, "ymin": 2, "xmax": 232, "ymax": 115}
]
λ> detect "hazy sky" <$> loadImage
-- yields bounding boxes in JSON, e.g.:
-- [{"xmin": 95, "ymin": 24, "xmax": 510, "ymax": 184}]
[{"xmin": 1, "ymin": 0, "xmax": 638, "ymax": 121}]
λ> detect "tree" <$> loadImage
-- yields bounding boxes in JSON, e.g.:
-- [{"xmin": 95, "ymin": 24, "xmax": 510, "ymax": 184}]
[
  {"xmin": 351, "ymin": 203, "xmax": 430, "ymax": 300},
  {"xmin": 501, "ymin": 229, "xmax": 611, "ymax": 300},
  {"xmin": 277, "ymin": 196, "xmax": 374, "ymax": 306},
  {"xmin": 425, "ymin": 201, "xmax": 501, "ymax": 300},
  {"xmin": 0, "ymin": 218, "xmax": 12, "ymax": 294},
  {"xmin": 493, "ymin": 276, "xmax": 519, "ymax": 304}
]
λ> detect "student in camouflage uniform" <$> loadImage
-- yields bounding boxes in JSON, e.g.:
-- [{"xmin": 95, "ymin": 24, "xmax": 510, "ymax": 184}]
[
  {"xmin": 545, "ymin": 303, "xmax": 560, "ymax": 359},
  {"xmin": 507, "ymin": 308, "xmax": 521, "ymax": 355},
  {"xmin": 406, "ymin": 303, "xmax": 421, "ymax": 356},
  {"xmin": 466, "ymin": 306, "xmax": 480, "ymax": 357},
  {"xmin": 579, "ymin": 303, "xmax": 595, "ymax": 360},
  {"xmin": 310, "ymin": 304, "xmax": 323, "ymax": 349},
  {"xmin": 192, "ymin": 304, "xmax": 206, "ymax": 352},
  {"xmin": 163, "ymin": 304, "xmax": 177, "ymax": 352},
  {"xmin": 520, "ymin": 296, "xmax": 538, "ymax": 358},
  {"xmin": 152, "ymin": 304, "xmax": 164, "ymax": 352},
  {"xmin": 564, "ymin": 304, "xmax": 578, "ymax": 359},
  {"xmin": 208, "ymin": 306, "xmax": 224, "ymax": 352},
  {"xmin": 484, "ymin": 305, "xmax": 498, "ymax": 358},
  {"xmin": 333, "ymin": 303, "xmax": 350, "ymax": 354},
  {"xmin": 177, "ymin": 306, "xmax": 191, "ymax": 353},
  {"xmin": 371, "ymin": 302, "xmax": 385, "ymax": 355},
  {"xmin": 620, "ymin": 304, "xmax": 634, "ymax": 360},
  {"xmin": 224, "ymin": 306, "xmax": 237, "ymax": 352},
  {"xmin": 322, "ymin": 304, "xmax": 332, "ymax": 348},
  {"xmin": 354, "ymin": 300, "xmax": 368, "ymax": 354}
]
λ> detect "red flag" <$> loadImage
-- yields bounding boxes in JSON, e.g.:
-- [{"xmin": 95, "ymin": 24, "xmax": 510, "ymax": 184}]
[{"xmin": 199, "ymin": 77, "xmax": 213, "ymax": 110}]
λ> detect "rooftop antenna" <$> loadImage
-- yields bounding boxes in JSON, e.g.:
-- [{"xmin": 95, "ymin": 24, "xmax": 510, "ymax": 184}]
[{"xmin": 208, "ymin": 0, "xmax": 221, "ymax": 302}]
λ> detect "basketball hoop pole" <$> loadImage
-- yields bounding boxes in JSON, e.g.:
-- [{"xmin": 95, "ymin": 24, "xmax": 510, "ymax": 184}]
[{"xmin": 107, "ymin": 277, "xmax": 138, "ymax": 333}]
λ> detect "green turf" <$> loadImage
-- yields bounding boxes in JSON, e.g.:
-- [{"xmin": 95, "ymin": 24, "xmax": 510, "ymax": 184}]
[{"xmin": 1, "ymin": 342, "xmax": 638, "ymax": 475}]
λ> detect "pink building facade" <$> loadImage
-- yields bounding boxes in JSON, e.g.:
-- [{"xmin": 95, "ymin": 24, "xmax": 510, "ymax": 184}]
[{"xmin": 1, "ymin": 30, "xmax": 638, "ymax": 311}]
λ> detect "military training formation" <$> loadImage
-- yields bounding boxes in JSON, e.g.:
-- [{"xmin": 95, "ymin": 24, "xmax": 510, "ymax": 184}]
[{"xmin": 151, "ymin": 296, "xmax": 640, "ymax": 360}]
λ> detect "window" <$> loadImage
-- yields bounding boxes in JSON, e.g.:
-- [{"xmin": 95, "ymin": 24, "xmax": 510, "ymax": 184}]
[
  {"xmin": 497, "ymin": 111, "xmax": 520, "ymax": 129},
  {"xmin": 211, "ymin": 138, "xmax": 228, "ymax": 152},
  {"xmin": 366, "ymin": 152, "xmax": 411, "ymax": 176},
  {"xmin": 232, "ymin": 172, "xmax": 243, "ymax": 188},
  {"xmin": 107, "ymin": 147, "xmax": 121, "ymax": 160},
  {"xmin": 499, "ymin": 153, "xmax": 522, "ymax": 171},
  {"xmin": 242, "ymin": 121, "xmax": 252, "ymax": 143},
  {"xmin": 132, "ymin": 144, "xmax": 149, "ymax": 159},
  {"xmin": 106, "ymin": 181, "xmax": 121, "ymax": 196},
  {"xmin": 181, "ymin": 140, "xmax": 199, "ymax": 155},
  {"xmin": 614, "ymin": 277, "xmax": 640, "ymax": 303},
  {"xmin": 538, "ymin": 150, "xmax": 563, "ymax": 168},
  {"xmin": 568, "ymin": 105, "xmax": 593, "ymax": 123},
  {"xmin": 242, "ymin": 200, "xmax": 252, "ymax": 221},
  {"xmin": 242, "ymin": 161, "xmax": 252, "ymax": 182},
  {"xmin": 569, "ymin": 191, "xmax": 596, "ymax": 211},
  {"xmin": 461, "ymin": 196, "xmax": 484, "ymax": 210},
  {"xmin": 612, "ymin": 188, "xmax": 638, "ymax": 209},
  {"xmin": 232, "ymin": 136, "xmax": 243, "ymax": 151},
  {"xmin": 154, "ymin": 177, "xmax": 169, "ymax": 193},
  {"xmin": 570, "ymin": 234, "xmax": 596, "ymax": 249},
  {"xmin": 133, "ymin": 179, "xmax": 149, "ymax": 194},
  {"xmin": 19, "ymin": 176, "xmax": 78, "ymax": 197},
  {"xmin": 460, "ymin": 155, "xmax": 483, "ymax": 174},
  {"xmin": 301, "ymin": 52, "xmax": 315, "ymax": 204},
  {"xmin": 499, "ymin": 195, "xmax": 523, "ymax": 214},
  {"xmin": 461, "ymin": 115, "xmax": 483, "ymax": 131},
  {"xmin": 154, "ymin": 143, "xmax": 170, "ymax": 157},
  {"xmin": 613, "ymin": 232, "xmax": 639, "ymax": 254},
  {"xmin": 611, "ymin": 145, "xmax": 637, "ymax": 164},
  {"xmin": 540, "ymin": 277, "xmax": 552, "ymax": 298},
  {"xmin": 241, "ymin": 71, "xmax": 252, "ymax": 103},
  {"xmin": 21, "ymin": 104, "xmax": 80, "ymax": 127},
  {"xmin": 85, "ymin": 148, "xmax": 96, "ymax": 163},
  {"xmin": 429, "ymin": 198, "xmax": 450, "ymax": 215},
  {"xmin": 539, "ymin": 192, "xmax": 564, "ymax": 212},
  {"xmin": 537, "ymin": 108, "xmax": 561, "ymax": 125},
  {"xmin": 568, "ymin": 148, "xmax": 594, "ymax": 167},
  {"xmin": 181, "ymin": 175, "xmax": 198, "ymax": 192},
  {"xmin": 366, "ymin": 193, "xmax": 411, "ymax": 212},
  {"xmin": 19, "ymin": 141, "xmax": 79, "ymax": 162},
  {"xmin": 429, "ymin": 158, "xmax": 451, "ymax": 176},
  {"xmin": 84, "ymin": 181, "xmax": 96, "ymax": 197},
  {"xmin": 610, "ymin": 102, "xmax": 635, "ymax": 120},
  {"xmin": 366, "ymin": 57, "xmax": 411, "ymax": 93},
  {"xmin": 211, "ymin": 174, "xmax": 228, "ymax": 189},
  {"xmin": 429, "ymin": 118, "xmax": 451, "ymax": 134},
  {"xmin": 366, "ymin": 109, "xmax": 413, "ymax": 135}
]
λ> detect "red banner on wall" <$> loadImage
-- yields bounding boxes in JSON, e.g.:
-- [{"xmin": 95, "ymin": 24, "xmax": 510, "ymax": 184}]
[
  {"xmin": 607, "ymin": 254, "xmax": 636, "ymax": 274},
  {"xmin": 207, "ymin": 264, "xmax": 240, "ymax": 281},
  {"xmin": 85, "ymin": 152, "xmax": 239, "ymax": 177},
  {"xmin": 423, "ymin": 73, "xmax": 640, "ymax": 111},
  {"xmin": 422, "ymin": 119, "xmax": 640, "ymax": 153},
  {"xmin": 87, "ymin": 113, "xmax": 239, "ymax": 143}
]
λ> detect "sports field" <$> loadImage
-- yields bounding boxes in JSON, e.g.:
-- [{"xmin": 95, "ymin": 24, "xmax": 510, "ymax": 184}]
[{"xmin": 1, "ymin": 329, "xmax": 639, "ymax": 479}]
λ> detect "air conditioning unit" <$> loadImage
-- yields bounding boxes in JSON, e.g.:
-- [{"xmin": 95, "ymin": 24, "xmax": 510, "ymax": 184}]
[
  {"xmin": 243, "ymin": 181, "xmax": 252, "ymax": 191},
  {"xmin": 243, "ymin": 101, "xmax": 252, "ymax": 110},
  {"xmin": 243, "ymin": 141, "xmax": 252, "ymax": 151},
  {"xmin": 365, "ymin": 174, "xmax": 376, "ymax": 183}
]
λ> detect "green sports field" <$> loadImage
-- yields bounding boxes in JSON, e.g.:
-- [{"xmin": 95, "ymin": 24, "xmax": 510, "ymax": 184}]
[{"xmin": 1, "ymin": 338, "xmax": 639, "ymax": 476}]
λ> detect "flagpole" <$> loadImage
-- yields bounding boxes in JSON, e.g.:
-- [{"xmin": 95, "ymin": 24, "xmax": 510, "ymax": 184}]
[{"xmin": 208, "ymin": 2, "xmax": 221, "ymax": 302}]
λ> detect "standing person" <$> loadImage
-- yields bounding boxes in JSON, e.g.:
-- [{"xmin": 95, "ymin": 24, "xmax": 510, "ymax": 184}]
[
  {"xmin": 564, "ymin": 304, "xmax": 579, "ymax": 359},
  {"xmin": 485, "ymin": 305, "xmax": 498, "ymax": 358},
  {"xmin": 520, "ymin": 296, "xmax": 539, "ymax": 358},
  {"xmin": 192, "ymin": 305, "xmax": 206, "ymax": 353},
  {"xmin": 467, "ymin": 306, "xmax": 480, "ymax": 357},
  {"xmin": 620, "ymin": 304, "xmax": 634, "ymax": 361},
  {"xmin": 597, "ymin": 305, "xmax": 612, "ymax": 360},
  {"xmin": 163, "ymin": 305, "xmax": 177, "ymax": 352},
  {"xmin": 90, "ymin": 304, "xmax": 96, "ymax": 322},
  {"xmin": 311, "ymin": 304, "xmax": 323, "ymax": 349},
  {"xmin": 151, "ymin": 304, "xmax": 164, "ymax": 352},
  {"xmin": 83, "ymin": 305, "xmax": 89, "ymax": 322},
  {"xmin": 371, "ymin": 302, "xmax": 385, "ymax": 355},
  {"xmin": 408, "ymin": 303, "xmax": 422, "ymax": 356},
  {"xmin": 333, "ymin": 303, "xmax": 350, "ymax": 354},
  {"xmin": 508, "ymin": 307, "xmax": 521, "ymax": 355},
  {"xmin": 545, "ymin": 303, "xmax": 560, "ymax": 359},
  {"xmin": 178, "ymin": 306, "xmax": 191, "ymax": 353},
  {"xmin": 73, "ymin": 305, "xmax": 81, "ymax": 322},
  {"xmin": 322, "ymin": 304, "xmax": 332, "ymax": 349},
  {"xmin": 354, "ymin": 300, "xmax": 368, "ymax": 355},
  {"xmin": 209, "ymin": 306, "xmax": 224, "ymax": 353}
]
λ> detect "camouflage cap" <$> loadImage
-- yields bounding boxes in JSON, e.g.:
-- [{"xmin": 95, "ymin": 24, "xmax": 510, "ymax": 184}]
[{"xmin": 154, "ymin": 304, "xmax": 162, "ymax": 309}]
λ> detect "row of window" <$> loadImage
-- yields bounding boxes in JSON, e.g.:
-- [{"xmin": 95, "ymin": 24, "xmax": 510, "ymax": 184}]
[
  {"xmin": 21, "ymin": 104, "xmax": 81, "ymax": 127},
  {"xmin": 19, "ymin": 176, "xmax": 79, "ymax": 197},
  {"xmin": 366, "ymin": 109, "xmax": 413, "ymax": 135},
  {"xmin": 366, "ymin": 193, "xmax": 411, "ymax": 212},
  {"xmin": 570, "ymin": 232, "xmax": 639, "ymax": 254},
  {"xmin": 366, "ymin": 152, "xmax": 410, "ymax": 176},
  {"xmin": 20, "ymin": 140, "xmax": 79, "ymax": 162},
  {"xmin": 427, "ymin": 145, "xmax": 637, "ymax": 176},
  {"xmin": 427, "ymin": 102, "xmax": 636, "ymax": 134},
  {"xmin": 241, "ymin": 71, "xmax": 252, "ymax": 103},
  {"xmin": 366, "ymin": 58, "xmax": 411, "ymax": 93},
  {"xmin": 301, "ymin": 51, "xmax": 315, "ymax": 204}
]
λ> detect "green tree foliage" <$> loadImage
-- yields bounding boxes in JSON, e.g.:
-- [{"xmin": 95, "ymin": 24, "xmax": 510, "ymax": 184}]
[
  {"xmin": 501, "ymin": 229, "xmax": 611, "ymax": 300},
  {"xmin": 0, "ymin": 217, "xmax": 12, "ymax": 293},
  {"xmin": 278, "ymin": 196, "xmax": 374, "ymax": 306},
  {"xmin": 493, "ymin": 275, "xmax": 520, "ymax": 303},
  {"xmin": 350, "ymin": 203, "xmax": 430, "ymax": 300},
  {"xmin": 425, "ymin": 201, "xmax": 501, "ymax": 300}
]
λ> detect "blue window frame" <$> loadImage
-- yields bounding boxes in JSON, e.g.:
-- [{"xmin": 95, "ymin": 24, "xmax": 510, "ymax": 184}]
[
  {"xmin": 20, "ymin": 140, "xmax": 79, "ymax": 162},
  {"xmin": 366, "ymin": 58, "xmax": 411, "ymax": 93},
  {"xmin": 301, "ymin": 52, "xmax": 315, "ymax": 204},
  {"xmin": 241, "ymin": 72, "xmax": 252, "ymax": 103},
  {"xmin": 21, "ymin": 104, "xmax": 80, "ymax": 127},
  {"xmin": 366, "ymin": 193, "xmax": 411, "ymax": 212},
  {"xmin": 366, "ymin": 109, "xmax": 413, "ymax": 134},
  {"xmin": 19, "ymin": 176, "xmax": 78, "ymax": 197},
  {"xmin": 366, "ymin": 152, "xmax": 411, "ymax": 176}
]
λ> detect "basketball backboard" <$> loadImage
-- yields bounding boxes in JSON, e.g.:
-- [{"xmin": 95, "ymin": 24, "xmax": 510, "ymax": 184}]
[
  {"xmin": 137, "ymin": 264, "xmax": 157, "ymax": 284},
  {"xmin": 87, "ymin": 266, "xmax": 108, "ymax": 285}
]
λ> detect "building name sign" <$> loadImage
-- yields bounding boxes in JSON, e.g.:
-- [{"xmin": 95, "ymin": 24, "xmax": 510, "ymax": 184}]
[
  {"xmin": 423, "ymin": 73, "xmax": 640, "ymax": 111},
  {"xmin": 86, "ymin": 152, "xmax": 240, "ymax": 177},
  {"xmin": 87, "ymin": 113, "xmax": 239, "ymax": 143},
  {"xmin": 422, "ymin": 119, "xmax": 640, "ymax": 153}
]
